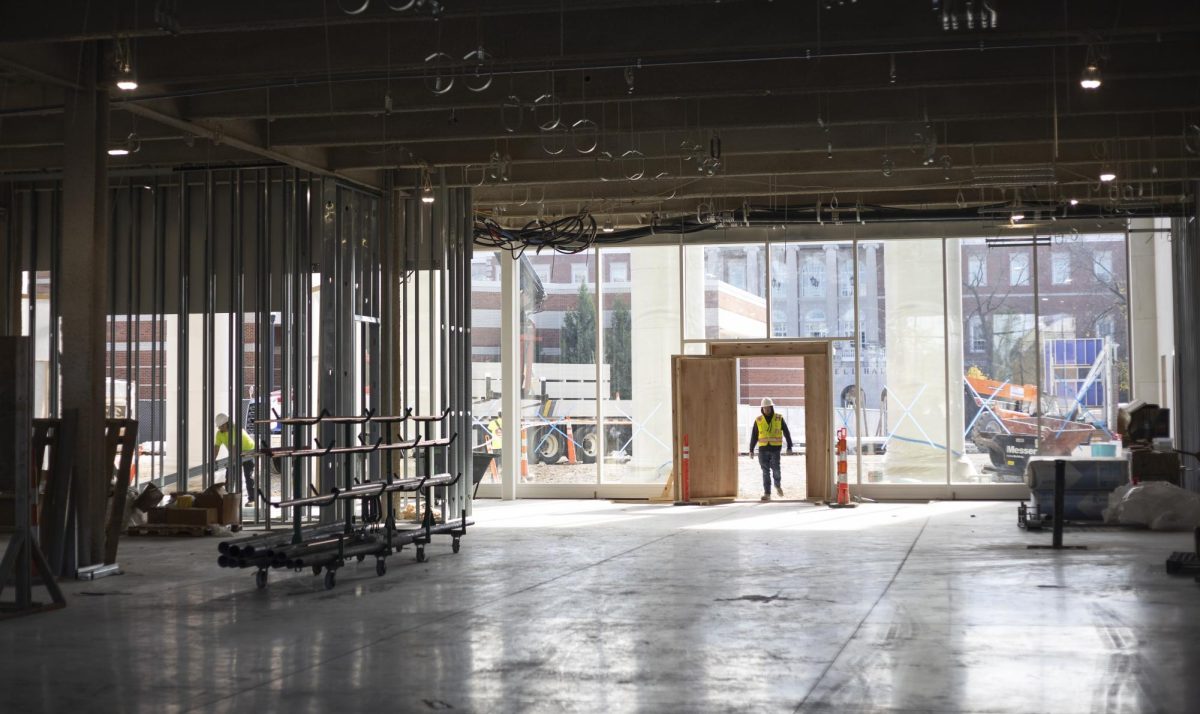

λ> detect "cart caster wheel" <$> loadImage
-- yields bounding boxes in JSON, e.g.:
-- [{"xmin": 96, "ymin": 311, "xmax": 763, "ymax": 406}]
[
  {"xmin": 356, "ymin": 554, "xmax": 365, "ymax": 563},
  {"xmin": 376, "ymin": 559, "xmax": 386, "ymax": 577},
  {"xmin": 452, "ymin": 538, "xmax": 461, "ymax": 554},
  {"xmin": 416, "ymin": 547, "xmax": 426, "ymax": 563},
  {"xmin": 255, "ymin": 570, "xmax": 268, "ymax": 590},
  {"xmin": 312, "ymin": 565, "xmax": 322, "ymax": 576},
  {"xmin": 324, "ymin": 570, "xmax": 336, "ymax": 590}
]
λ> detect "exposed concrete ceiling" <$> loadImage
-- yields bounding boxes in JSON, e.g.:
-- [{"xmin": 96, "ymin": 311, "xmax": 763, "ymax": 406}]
[{"xmin": 0, "ymin": 0, "xmax": 1197, "ymax": 221}]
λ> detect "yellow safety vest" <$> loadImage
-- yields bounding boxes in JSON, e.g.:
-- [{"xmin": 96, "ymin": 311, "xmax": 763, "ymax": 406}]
[
  {"xmin": 488, "ymin": 418, "xmax": 502, "ymax": 450},
  {"xmin": 756, "ymin": 414, "xmax": 784, "ymax": 447}
]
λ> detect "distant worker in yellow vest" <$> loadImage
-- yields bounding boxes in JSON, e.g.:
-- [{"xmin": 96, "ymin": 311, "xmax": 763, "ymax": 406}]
[
  {"xmin": 214, "ymin": 413, "xmax": 257, "ymax": 506},
  {"xmin": 747, "ymin": 397, "xmax": 793, "ymax": 501}
]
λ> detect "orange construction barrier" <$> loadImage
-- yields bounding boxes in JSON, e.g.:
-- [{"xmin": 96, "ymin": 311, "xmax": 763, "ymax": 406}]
[
  {"xmin": 835, "ymin": 427, "xmax": 851, "ymax": 506},
  {"xmin": 565, "ymin": 422, "xmax": 578, "ymax": 464},
  {"xmin": 520, "ymin": 427, "xmax": 529, "ymax": 481}
]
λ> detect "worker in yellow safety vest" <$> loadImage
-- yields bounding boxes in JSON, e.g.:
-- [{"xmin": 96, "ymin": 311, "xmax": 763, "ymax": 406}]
[
  {"xmin": 213, "ymin": 413, "xmax": 257, "ymax": 506},
  {"xmin": 747, "ymin": 397, "xmax": 793, "ymax": 501}
]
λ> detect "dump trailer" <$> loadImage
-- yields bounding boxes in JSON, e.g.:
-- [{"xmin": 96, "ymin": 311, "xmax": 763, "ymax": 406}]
[{"xmin": 472, "ymin": 363, "xmax": 635, "ymax": 464}]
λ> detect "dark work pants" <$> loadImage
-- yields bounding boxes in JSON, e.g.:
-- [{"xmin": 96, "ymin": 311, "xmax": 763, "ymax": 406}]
[
  {"xmin": 758, "ymin": 447, "xmax": 782, "ymax": 494},
  {"xmin": 238, "ymin": 458, "xmax": 255, "ymax": 496}
]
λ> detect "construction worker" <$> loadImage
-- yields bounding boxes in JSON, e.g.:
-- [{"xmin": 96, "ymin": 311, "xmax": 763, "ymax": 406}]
[
  {"xmin": 747, "ymin": 397, "xmax": 793, "ymax": 501},
  {"xmin": 213, "ymin": 413, "xmax": 257, "ymax": 506}
]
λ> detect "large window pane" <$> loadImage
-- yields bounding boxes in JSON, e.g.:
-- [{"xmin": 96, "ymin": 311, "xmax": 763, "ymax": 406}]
[
  {"xmin": 770, "ymin": 240, "xmax": 856, "ymax": 339},
  {"xmin": 600, "ymin": 247, "xmax": 679, "ymax": 483},
  {"xmin": 470, "ymin": 252, "xmax": 503, "ymax": 488},
  {"xmin": 870, "ymin": 238, "xmax": 950, "ymax": 484},
  {"xmin": 684, "ymin": 244, "xmax": 767, "ymax": 340},
  {"xmin": 520, "ymin": 252, "xmax": 598, "ymax": 484},
  {"xmin": 958, "ymin": 238, "xmax": 1038, "ymax": 483},
  {"xmin": 1036, "ymin": 233, "xmax": 1128, "ymax": 452}
]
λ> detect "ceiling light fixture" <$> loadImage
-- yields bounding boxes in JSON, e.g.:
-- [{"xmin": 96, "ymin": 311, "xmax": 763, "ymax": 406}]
[
  {"xmin": 1079, "ymin": 44, "xmax": 1103, "ymax": 90},
  {"xmin": 107, "ymin": 132, "xmax": 140, "ymax": 156},
  {"xmin": 113, "ymin": 37, "xmax": 138, "ymax": 91},
  {"xmin": 602, "ymin": 218, "xmax": 614, "ymax": 233},
  {"xmin": 420, "ymin": 166, "xmax": 436, "ymax": 203},
  {"xmin": 1099, "ymin": 170, "xmax": 1116, "ymax": 182},
  {"xmin": 1069, "ymin": 198, "xmax": 1079, "ymax": 206}
]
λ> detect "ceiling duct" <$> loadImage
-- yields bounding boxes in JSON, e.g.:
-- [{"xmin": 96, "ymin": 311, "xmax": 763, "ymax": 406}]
[{"xmin": 971, "ymin": 166, "xmax": 1058, "ymax": 188}]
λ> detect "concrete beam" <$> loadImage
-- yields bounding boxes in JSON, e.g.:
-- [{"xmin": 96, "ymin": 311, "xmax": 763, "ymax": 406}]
[{"xmin": 119, "ymin": 102, "xmax": 382, "ymax": 190}]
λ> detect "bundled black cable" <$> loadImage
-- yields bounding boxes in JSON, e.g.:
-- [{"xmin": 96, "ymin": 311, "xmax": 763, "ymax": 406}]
[
  {"xmin": 474, "ymin": 212, "xmax": 598, "ymax": 257},
  {"xmin": 473, "ymin": 211, "xmax": 712, "ymax": 254}
]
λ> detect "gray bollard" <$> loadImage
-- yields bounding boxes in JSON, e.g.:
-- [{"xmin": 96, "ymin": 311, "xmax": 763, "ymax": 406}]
[{"xmin": 1028, "ymin": 459, "xmax": 1087, "ymax": 551}]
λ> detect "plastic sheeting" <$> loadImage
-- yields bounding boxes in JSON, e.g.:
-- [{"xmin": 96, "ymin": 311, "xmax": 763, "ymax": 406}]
[{"xmin": 1103, "ymin": 481, "xmax": 1200, "ymax": 530}]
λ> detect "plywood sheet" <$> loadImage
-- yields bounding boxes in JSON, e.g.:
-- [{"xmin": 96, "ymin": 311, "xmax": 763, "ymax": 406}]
[
  {"xmin": 672, "ymin": 356, "xmax": 738, "ymax": 500},
  {"xmin": 804, "ymin": 349, "xmax": 833, "ymax": 501}
]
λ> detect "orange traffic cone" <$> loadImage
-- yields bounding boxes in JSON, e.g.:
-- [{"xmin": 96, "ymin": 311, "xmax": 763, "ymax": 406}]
[{"xmin": 830, "ymin": 427, "xmax": 857, "ymax": 509}]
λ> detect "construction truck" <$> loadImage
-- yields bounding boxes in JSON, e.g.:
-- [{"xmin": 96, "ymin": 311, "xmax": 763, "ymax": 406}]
[{"xmin": 472, "ymin": 364, "xmax": 635, "ymax": 465}]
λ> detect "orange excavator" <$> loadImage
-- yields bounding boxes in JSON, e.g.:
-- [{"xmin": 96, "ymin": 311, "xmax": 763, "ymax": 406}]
[
  {"xmin": 966, "ymin": 375, "xmax": 1097, "ymax": 476},
  {"xmin": 965, "ymin": 376, "xmax": 1038, "ymax": 420}
]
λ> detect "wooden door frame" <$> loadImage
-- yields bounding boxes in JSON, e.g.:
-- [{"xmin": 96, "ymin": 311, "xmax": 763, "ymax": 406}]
[{"xmin": 705, "ymin": 340, "xmax": 835, "ymax": 501}]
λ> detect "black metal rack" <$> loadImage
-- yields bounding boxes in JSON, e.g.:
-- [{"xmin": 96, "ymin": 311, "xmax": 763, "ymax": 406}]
[{"xmin": 217, "ymin": 407, "xmax": 470, "ymax": 590}]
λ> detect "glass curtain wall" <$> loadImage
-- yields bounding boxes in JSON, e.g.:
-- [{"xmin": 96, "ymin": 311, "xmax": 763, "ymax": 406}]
[{"xmin": 490, "ymin": 228, "xmax": 1131, "ymax": 492}]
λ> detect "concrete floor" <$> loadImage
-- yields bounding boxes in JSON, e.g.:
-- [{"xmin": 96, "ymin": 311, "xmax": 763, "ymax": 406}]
[{"xmin": 2, "ymin": 499, "xmax": 1199, "ymax": 713}]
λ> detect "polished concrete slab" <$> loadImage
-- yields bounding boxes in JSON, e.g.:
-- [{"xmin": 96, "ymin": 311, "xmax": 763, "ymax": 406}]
[{"xmin": 2, "ymin": 499, "xmax": 1198, "ymax": 713}]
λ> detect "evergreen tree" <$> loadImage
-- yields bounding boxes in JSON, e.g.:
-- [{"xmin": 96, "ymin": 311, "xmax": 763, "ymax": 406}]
[
  {"xmin": 607, "ymin": 298, "xmax": 632, "ymax": 398},
  {"xmin": 561, "ymin": 282, "xmax": 596, "ymax": 364}
]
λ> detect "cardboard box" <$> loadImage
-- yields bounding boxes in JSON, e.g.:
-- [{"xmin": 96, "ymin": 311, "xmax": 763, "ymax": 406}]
[
  {"xmin": 146, "ymin": 506, "xmax": 219, "ymax": 526},
  {"xmin": 166, "ymin": 507, "xmax": 218, "ymax": 526},
  {"xmin": 133, "ymin": 483, "xmax": 164, "ymax": 512},
  {"xmin": 194, "ymin": 483, "xmax": 242, "ymax": 526},
  {"xmin": 1132, "ymin": 450, "xmax": 1182, "ymax": 485}
]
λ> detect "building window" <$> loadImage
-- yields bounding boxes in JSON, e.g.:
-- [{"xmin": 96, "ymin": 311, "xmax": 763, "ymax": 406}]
[
  {"xmin": 471, "ymin": 258, "xmax": 494, "ymax": 282},
  {"xmin": 724, "ymin": 253, "xmax": 748, "ymax": 291},
  {"xmin": 533, "ymin": 264, "xmax": 551, "ymax": 284},
  {"xmin": 1051, "ymin": 252, "xmax": 1071, "ymax": 285},
  {"xmin": 802, "ymin": 255, "xmax": 825, "ymax": 297},
  {"xmin": 609, "ymin": 260, "xmax": 629, "ymax": 282},
  {"xmin": 1096, "ymin": 314, "xmax": 1116, "ymax": 339},
  {"xmin": 571, "ymin": 262, "xmax": 588, "ymax": 285},
  {"xmin": 967, "ymin": 254, "xmax": 987, "ymax": 286},
  {"xmin": 969, "ymin": 315, "xmax": 986, "ymax": 352},
  {"xmin": 803, "ymin": 309, "xmax": 827, "ymax": 337},
  {"xmin": 771, "ymin": 309, "xmax": 788, "ymax": 338},
  {"xmin": 838, "ymin": 258, "xmax": 855, "ymax": 297},
  {"xmin": 1009, "ymin": 252, "xmax": 1030, "ymax": 286},
  {"xmin": 1093, "ymin": 250, "xmax": 1114, "ymax": 282}
]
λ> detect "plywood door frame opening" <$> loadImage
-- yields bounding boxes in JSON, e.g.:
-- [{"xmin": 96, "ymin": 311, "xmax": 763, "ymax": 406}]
[
  {"xmin": 706, "ymin": 340, "xmax": 834, "ymax": 502},
  {"xmin": 676, "ymin": 340, "xmax": 835, "ymax": 504}
]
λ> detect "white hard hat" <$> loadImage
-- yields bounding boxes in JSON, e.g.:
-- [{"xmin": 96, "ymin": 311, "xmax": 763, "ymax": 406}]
[
  {"xmin": 760, "ymin": 397, "xmax": 774, "ymax": 408},
  {"xmin": 215, "ymin": 413, "xmax": 230, "ymax": 427}
]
